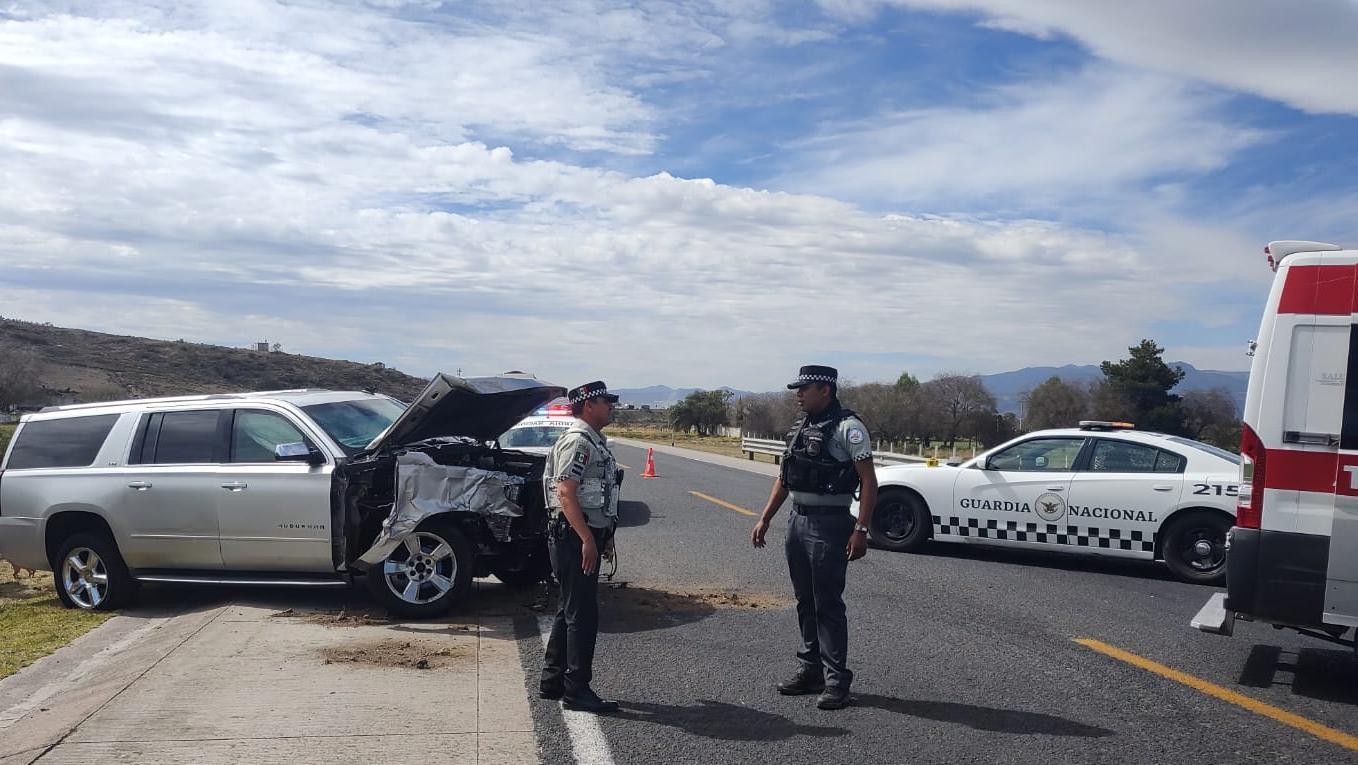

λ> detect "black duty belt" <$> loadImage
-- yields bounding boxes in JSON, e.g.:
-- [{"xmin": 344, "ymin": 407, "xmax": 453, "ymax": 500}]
[{"xmin": 792, "ymin": 503, "xmax": 851, "ymax": 516}]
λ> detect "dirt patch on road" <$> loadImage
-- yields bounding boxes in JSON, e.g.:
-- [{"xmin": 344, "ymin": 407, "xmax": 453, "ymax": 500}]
[
  {"xmin": 271, "ymin": 607, "xmax": 390, "ymax": 627},
  {"xmin": 320, "ymin": 638, "xmax": 470, "ymax": 670},
  {"xmin": 605, "ymin": 583, "xmax": 792, "ymax": 611}
]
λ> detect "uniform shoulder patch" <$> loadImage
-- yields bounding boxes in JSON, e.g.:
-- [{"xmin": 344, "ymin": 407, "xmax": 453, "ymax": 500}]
[{"xmin": 847, "ymin": 427, "xmax": 866, "ymax": 445}]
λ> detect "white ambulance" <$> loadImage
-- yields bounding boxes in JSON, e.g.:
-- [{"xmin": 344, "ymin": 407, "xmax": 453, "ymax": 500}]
[{"xmin": 1192, "ymin": 241, "xmax": 1358, "ymax": 654}]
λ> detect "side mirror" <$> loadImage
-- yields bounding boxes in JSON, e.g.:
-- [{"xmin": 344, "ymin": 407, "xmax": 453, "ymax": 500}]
[
  {"xmin": 276, "ymin": 442, "xmax": 325, "ymax": 465},
  {"xmin": 1034, "ymin": 455, "xmax": 1048, "ymax": 469}
]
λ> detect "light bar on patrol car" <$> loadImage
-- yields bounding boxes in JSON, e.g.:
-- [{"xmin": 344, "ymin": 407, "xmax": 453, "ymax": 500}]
[{"xmin": 1078, "ymin": 420, "xmax": 1135, "ymax": 431}]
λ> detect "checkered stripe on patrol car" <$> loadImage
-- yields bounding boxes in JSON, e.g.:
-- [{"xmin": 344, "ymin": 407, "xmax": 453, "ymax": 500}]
[{"xmin": 931, "ymin": 516, "xmax": 1155, "ymax": 552}]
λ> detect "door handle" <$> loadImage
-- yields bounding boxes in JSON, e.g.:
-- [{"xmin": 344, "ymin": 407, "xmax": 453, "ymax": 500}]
[
  {"xmin": 1045, "ymin": 486, "xmax": 1065, "ymax": 492},
  {"xmin": 220, "ymin": 482, "xmax": 248, "ymax": 491},
  {"xmin": 127, "ymin": 481, "xmax": 152, "ymax": 490},
  {"xmin": 1153, "ymin": 485, "xmax": 1174, "ymax": 492}
]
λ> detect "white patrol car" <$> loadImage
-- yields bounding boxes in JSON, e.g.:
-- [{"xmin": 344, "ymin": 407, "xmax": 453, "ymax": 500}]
[
  {"xmin": 861, "ymin": 422, "xmax": 1240, "ymax": 584},
  {"xmin": 497, "ymin": 415, "xmax": 575, "ymax": 455}
]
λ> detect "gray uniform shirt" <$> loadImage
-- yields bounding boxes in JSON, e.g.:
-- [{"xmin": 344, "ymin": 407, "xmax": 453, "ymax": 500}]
[
  {"xmin": 788, "ymin": 414, "xmax": 874, "ymax": 507},
  {"xmin": 544, "ymin": 419, "xmax": 618, "ymax": 528}
]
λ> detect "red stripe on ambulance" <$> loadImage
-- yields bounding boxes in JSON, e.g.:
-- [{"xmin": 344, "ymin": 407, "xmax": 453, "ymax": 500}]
[{"xmin": 1277, "ymin": 264, "xmax": 1358, "ymax": 315}]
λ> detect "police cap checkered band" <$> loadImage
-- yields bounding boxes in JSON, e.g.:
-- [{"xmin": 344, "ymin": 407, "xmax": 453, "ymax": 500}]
[
  {"xmin": 787, "ymin": 365, "xmax": 839, "ymax": 389},
  {"xmin": 568, "ymin": 381, "xmax": 619, "ymax": 405}
]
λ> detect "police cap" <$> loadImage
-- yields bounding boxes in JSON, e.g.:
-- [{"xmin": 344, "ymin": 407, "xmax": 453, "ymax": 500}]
[
  {"xmin": 568, "ymin": 380, "xmax": 620, "ymax": 405},
  {"xmin": 787, "ymin": 365, "xmax": 838, "ymax": 389}
]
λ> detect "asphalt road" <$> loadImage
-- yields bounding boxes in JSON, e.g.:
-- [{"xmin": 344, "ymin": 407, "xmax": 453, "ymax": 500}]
[{"xmin": 521, "ymin": 442, "xmax": 1358, "ymax": 765}]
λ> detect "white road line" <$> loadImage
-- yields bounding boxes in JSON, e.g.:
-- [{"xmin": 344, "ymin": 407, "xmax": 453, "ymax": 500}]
[
  {"xmin": 0, "ymin": 616, "xmax": 165, "ymax": 730},
  {"xmin": 538, "ymin": 617, "xmax": 616, "ymax": 765}
]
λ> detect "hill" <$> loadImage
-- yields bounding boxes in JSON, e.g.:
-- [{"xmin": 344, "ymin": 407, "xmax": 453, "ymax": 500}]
[{"xmin": 0, "ymin": 318, "xmax": 429, "ymax": 405}]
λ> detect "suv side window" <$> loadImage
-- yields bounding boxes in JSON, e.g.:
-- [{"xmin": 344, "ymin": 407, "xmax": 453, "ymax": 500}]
[
  {"xmin": 987, "ymin": 438, "xmax": 1085, "ymax": 471},
  {"xmin": 135, "ymin": 411, "xmax": 222, "ymax": 465},
  {"xmin": 5, "ymin": 414, "xmax": 119, "ymax": 469},
  {"xmin": 230, "ymin": 409, "xmax": 312, "ymax": 463}
]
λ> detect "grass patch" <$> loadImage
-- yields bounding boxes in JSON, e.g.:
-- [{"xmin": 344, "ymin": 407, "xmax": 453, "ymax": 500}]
[
  {"xmin": 0, "ymin": 561, "xmax": 112, "ymax": 680},
  {"xmin": 0, "ymin": 423, "xmax": 14, "ymax": 455}
]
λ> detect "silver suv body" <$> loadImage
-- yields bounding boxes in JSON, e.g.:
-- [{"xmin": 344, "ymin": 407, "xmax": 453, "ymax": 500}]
[{"xmin": 0, "ymin": 374, "xmax": 565, "ymax": 617}]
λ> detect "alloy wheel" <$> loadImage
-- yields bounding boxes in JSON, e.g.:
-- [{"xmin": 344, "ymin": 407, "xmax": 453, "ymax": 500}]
[
  {"xmin": 382, "ymin": 532, "xmax": 458, "ymax": 605},
  {"xmin": 62, "ymin": 547, "xmax": 109, "ymax": 609}
]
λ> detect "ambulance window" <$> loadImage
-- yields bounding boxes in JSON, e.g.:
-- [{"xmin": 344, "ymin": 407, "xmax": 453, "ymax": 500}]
[
  {"xmin": 987, "ymin": 438, "xmax": 1084, "ymax": 471},
  {"xmin": 1087, "ymin": 440, "xmax": 1160, "ymax": 473}
]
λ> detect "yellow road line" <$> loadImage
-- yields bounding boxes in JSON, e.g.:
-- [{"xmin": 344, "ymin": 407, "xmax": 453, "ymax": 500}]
[
  {"xmin": 1074, "ymin": 638, "xmax": 1358, "ymax": 752},
  {"xmin": 689, "ymin": 491, "xmax": 757, "ymax": 517}
]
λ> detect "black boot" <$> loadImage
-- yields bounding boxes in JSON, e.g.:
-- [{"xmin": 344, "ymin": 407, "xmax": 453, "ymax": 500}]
[
  {"xmin": 539, "ymin": 682, "xmax": 564, "ymax": 700},
  {"xmin": 816, "ymin": 686, "xmax": 851, "ymax": 710},
  {"xmin": 562, "ymin": 688, "xmax": 619, "ymax": 714},
  {"xmin": 777, "ymin": 667, "xmax": 825, "ymax": 696}
]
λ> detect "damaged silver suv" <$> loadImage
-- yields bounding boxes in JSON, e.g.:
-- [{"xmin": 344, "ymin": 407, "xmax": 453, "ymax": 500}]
[{"xmin": 0, "ymin": 374, "xmax": 565, "ymax": 617}]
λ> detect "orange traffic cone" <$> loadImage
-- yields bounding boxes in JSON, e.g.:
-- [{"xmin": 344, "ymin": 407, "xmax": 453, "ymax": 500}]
[{"xmin": 642, "ymin": 448, "xmax": 658, "ymax": 478}]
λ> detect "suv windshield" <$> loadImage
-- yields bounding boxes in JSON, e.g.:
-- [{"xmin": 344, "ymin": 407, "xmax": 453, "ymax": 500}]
[
  {"xmin": 1165, "ymin": 436, "xmax": 1241, "ymax": 465},
  {"xmin": 303, "ymin": 398, "xmax": 408, "ymax": 456}
]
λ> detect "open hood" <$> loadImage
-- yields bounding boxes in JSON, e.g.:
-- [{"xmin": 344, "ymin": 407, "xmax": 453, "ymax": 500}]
[{"xmin": 363, "ymin": 373, "xmax": 566, "ymax": 454}]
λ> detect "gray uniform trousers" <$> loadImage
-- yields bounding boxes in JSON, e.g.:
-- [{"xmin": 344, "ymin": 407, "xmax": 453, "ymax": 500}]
[{"xmin": 785, "ymin": 504, "xmax": 855, "ymax": 690}]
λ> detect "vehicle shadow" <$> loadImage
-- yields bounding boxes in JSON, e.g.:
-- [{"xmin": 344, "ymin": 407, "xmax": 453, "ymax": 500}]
[
  {"xmin": 1236, "ymin": 644, "xmax": 1358, "ymax": 705},
  {"xmin": 851, "ymin": 693, "xmax": 1115, "ymax": 737},
  {"xmin": 611, "ymin": 699, "xmax": 848, "ymax": 741},
  {"xmin": 901, "ymin": 542, "xmax": 1180, "ymax": 584},
  {"xmin": 616, "ymin": 500, "xmax": 652, "ymax": 528}
]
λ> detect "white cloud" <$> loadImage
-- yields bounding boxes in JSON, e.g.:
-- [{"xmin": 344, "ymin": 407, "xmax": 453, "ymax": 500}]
[
  {"xmin": 774, "ymin": 65, "xmax": 1266, "ymax": 209},
  {"xmin": 822, "ymin": 0, "xmax": 1358, "ymax": 116},
  {"xmin": 0, "ymin": 1, "xmax": 1319, "ymax": 391}
]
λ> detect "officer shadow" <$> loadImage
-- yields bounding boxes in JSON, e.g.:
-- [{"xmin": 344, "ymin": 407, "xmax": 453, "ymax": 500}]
[
  {"xmin": 612, "ymin": 699, "xmax": 848, "ymax": 741},
  {"xmin": 1236, "ymin": 644, "xmax": 1358, "ymax": 705},
  {"xmin": 615, "ymin": 500, "xmax": 651, "ymax": 528},
  {"xmin": 851, "ymin": 693, "xmax": 1114, "ymax": 737}
]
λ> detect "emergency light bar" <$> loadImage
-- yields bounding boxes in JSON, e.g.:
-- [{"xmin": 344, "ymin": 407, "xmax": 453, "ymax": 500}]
[
  {"xmin": 1263, "ymin": 240, "xmax": 1340, "ymax": 272},
  {"xmin": 1078, "ymin": 421, "xmax": 1135, "ymax": 431}
]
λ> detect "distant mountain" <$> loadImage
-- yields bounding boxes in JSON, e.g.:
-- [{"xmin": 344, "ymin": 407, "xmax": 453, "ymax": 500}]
[
  {"xmin": 613, "ymin": 385, "xmax": 754, "ymax": 408},
  {"xmin": 980, "ymin": 362, "xmax": 1249, "ymax": 416}
]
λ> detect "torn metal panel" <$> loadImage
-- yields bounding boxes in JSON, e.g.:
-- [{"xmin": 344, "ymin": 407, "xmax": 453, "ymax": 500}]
[{"xmin": 358, "ymin": 451, "xmax": 527, "ymax": 565}]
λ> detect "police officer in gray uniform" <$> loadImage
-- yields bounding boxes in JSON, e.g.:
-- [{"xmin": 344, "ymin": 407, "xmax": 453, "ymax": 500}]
[
  {"xmin": 751, "ymin": 365, "xmax": 877, "ymax": 710},
  {"xmin": 540, "ymin": 381, "xmax": 620, "ymax": 714}
]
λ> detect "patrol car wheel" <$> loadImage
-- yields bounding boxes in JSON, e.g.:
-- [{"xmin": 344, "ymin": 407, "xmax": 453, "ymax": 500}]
[
  {"xmin": 1162, "ymin": 511, "xmax": 1230, "ymax": 585},
  {"xmin": 869, "ymin": 488, "xmax": 930, "ymax": 552},
  {"xmin": 53, "ymin": 532, "xmax": 138, "ymax": 611},
  {"xmin": 366, "ymin": 521, "xmax": 473, "ymax": 618}
]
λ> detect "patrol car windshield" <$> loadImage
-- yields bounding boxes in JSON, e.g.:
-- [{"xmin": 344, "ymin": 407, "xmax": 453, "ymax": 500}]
[
  {"xmin": 302, "ymin": 398, "xmax": 408, "ymax": 456},
  {"xmin": 499, "ymin": 425, "xmax": 569, "ymax": 449},
  {"xmin": 1164, "ymin": 436, "xmax": 1241, "ymax": 465}
]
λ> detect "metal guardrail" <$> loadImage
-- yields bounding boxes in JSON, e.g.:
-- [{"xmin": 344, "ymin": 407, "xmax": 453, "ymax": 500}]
[{"xmin": 741, "ymin": 437, "xmax": 928, "ymax": 466}]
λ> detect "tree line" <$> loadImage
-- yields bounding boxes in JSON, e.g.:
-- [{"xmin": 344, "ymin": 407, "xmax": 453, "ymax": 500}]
[{"xmin": 671, "ymin": 340, "xmax": 1241, "ymax": 451}]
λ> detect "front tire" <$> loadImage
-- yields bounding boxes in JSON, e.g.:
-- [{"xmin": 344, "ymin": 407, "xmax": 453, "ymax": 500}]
[
  {"xmin": 53, "ymin": 532, "xmax": 138, "ymax": 611},
  {"xmin": 366, "ymin": 520, "xmax": 474, "ymax": 618},
  {"xmin": 869, "ymin": 488, "xmax": 932, "ymax": 552},
  {"xmin": 1161, "ymin": 511, "xmax": 1230, "ymax": 585},
  {"xmin": 491, "ymin": 541, "xmax": 553, "ymax": 587}
]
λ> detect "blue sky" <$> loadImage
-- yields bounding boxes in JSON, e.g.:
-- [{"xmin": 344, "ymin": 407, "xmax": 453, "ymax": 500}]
[{"xmin": 1, "ymin": 0, "xmax": 1355, "ymax": 391}]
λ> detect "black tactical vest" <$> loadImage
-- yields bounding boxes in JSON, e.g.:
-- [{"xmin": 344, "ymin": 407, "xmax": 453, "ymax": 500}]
[{"xmin": 779, "ymin": 403, "xmax": 861, "ymax": 495}]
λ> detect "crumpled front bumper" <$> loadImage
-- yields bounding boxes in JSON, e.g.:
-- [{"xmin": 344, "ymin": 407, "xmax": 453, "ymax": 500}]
[{"xmin": 358, "ymin": 451, "xmax": 527, "ymax": 566}]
